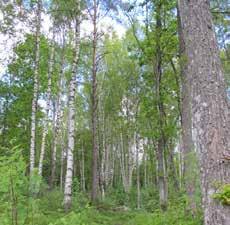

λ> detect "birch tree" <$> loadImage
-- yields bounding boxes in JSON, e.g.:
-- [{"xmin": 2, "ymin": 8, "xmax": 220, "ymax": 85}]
[
  {"xmin": 63, "ymin": 1, "xmax": 81, "ymax": 211},
  {"xmin": 29, "ymin": 0, "xmax": 42, "ymax": 175},
  {"xmin": 38, "ymin": 30, "xmax": 55, "ymax": 176}
]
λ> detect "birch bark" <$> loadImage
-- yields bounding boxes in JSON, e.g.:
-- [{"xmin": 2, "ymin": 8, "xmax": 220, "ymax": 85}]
[
  {"xmin": 29, "ymin": 0, "xmax": 42, "ymax": 175},
  {"xmin": 38, "ymin": 31, "xmax": 55, "ymax": 176},
  {"xmin": 64, "ymin": 3, "xmax": 81, "ymax": 210}
]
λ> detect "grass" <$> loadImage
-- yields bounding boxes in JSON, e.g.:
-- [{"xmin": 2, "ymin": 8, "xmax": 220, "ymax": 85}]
[
  {"xmin": 48, "ymin": 206, "xmax": 202, "ymax": 225},
  {"xmin": 0, "ymin": 188, "xmax": 203, "ymax": 225}
]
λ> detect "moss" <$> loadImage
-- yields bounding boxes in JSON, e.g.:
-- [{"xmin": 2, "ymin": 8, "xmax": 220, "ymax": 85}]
[{"xmin": 213, "ymin": 184, "xmax": 230, "ymax": 206}]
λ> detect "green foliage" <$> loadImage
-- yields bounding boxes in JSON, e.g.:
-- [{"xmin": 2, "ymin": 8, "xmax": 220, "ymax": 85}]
[
  {"xmin": 0, "ymin": 34, "xmax": 50, "ymax": 154},
  {"xmin": 0, "ymin": 145, "xmax": 202, "ymax": 224},
  {"xmin": 103, "ymin": 187, "xmax": 128, "ymax": 206},
  {"xmin": 2, "ymin": 0, "xmax": 229, "ymax": 223},
  {"xmin": 0, "ymin": 143, "xmax": 28, "ymax": 225},
  {"xmin": 0, "ymin": 144, "xmax": 26, "ymax": 192},
  {"xmin": 213, "ymin": 184, "xmax": 230, "ymax": 205},
  {"xmin": 29, "ymin": 168, "xmax": 48, "ymax": 196},
  {"xmin": 140, "ymin": 188, "xmax": 159, "ymax": 212},
  {"xmin": 47, "ymin": 204, "xmax": 202, "ymax": 225}
]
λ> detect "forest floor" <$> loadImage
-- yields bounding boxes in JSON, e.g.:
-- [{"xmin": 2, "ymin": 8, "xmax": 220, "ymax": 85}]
[
  {"xmin": 38, "ymin": 205, "xmax": 202, "ymax": 225},
  {"xmin": 28, "ymin": 198, "xmax": 202, "ymax": 225},
  {"xmin": 0, "ymin": 202, "xmax": 203, "ymax": 225},
  {"xmin": 0, "ymin": 189, "xmax": 203, "ymax": 225}
]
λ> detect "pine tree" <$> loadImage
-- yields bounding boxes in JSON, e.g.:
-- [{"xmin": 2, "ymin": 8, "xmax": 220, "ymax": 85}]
[{"xmin": 179, "ymin": 0, "xmax": 230, "ymax": 223}]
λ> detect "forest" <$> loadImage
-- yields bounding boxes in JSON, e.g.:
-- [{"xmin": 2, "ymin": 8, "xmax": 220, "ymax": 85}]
[{"xmin": 0, "ymin": 0, "xmax": 229, "ymax": 224}]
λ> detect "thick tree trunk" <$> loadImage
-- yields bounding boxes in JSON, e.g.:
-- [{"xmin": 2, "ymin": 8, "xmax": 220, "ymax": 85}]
[
  {"xmin": 179, "ymin": 1, "xmax": 230, "ymax": 224},
  {"xmin": 177, "ymin": 6, "xmax": 197, "ymax": 216},
  {"xmin": 64, "ymin": 7, "xmax": 81, "ymax": 210},
  {"xmin": 38, "ymin": 31, "xmax": 55, "ymax": 176},
  {"xmin": 29, "ymin": 0, "xmax": 41, "ymax": 175},
  {"xmin": 63, "ymin": 67, "xmax": 76, "ymax": 210}
]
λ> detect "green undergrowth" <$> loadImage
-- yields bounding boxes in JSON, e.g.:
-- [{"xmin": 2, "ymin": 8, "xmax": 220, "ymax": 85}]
[
  {"xmin": 0, "ymin": 147, "xmax": 202, "ymax": 225},
  {"xmin": 49, "ymin": 206, "xmax": 202, "ymax": 225},
  {"xmin": 0, "ymin": 189, "xmax": 203, "ymax": 225},
  {"xmin": 213, "ymin": 184, "xmax": 230, "ymax": 205}
]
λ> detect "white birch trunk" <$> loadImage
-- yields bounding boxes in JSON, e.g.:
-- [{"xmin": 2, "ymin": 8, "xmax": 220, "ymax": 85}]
[
  {"xmin": 29, "ymin": 0, "xmax": 42, "ymax": 175},
  {"xmin": 64, "ymin": 6, "xmax": 81, "ymax": 210},
  {"xmin": 38, "ymin": 31, "xmax": 55, "ymax": 176}
]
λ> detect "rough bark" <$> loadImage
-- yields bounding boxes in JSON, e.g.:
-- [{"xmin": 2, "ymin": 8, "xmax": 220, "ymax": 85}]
[
  {"xmin": 29, "ymin": 0, "xmax": 42, "ymax": 175},
  {"xmin": 179, "ymin": 1, "xmax": 230, "ymax": 224},
  {"xmin": 64, "ymin": 5, "xmax": 81, "ymax": 210}
]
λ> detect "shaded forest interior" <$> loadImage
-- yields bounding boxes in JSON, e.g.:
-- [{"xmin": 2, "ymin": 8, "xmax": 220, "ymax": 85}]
[{"xmin": 0, "ymin": 0, "xmax": 229, "ymax": 225}]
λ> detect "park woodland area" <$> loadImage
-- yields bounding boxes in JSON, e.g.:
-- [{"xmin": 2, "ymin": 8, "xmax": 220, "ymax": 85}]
[{"xmin": 0, "ymin": 0, "xmax": 229, "ymax": 224}]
